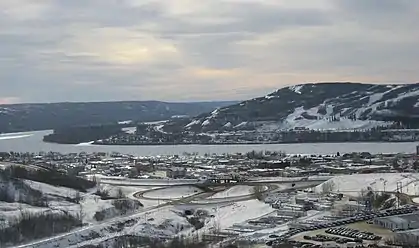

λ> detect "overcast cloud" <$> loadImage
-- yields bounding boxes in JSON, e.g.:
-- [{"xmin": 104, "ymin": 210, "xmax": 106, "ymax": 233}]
[{"xmin": 0, "ymin": 0, "xmax": 418, "ymax": 103}]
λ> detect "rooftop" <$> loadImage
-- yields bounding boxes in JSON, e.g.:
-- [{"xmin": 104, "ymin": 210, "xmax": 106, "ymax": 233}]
[{"xmin": 377, "ymin": 212, "xmax": 419, "ymax": 225}]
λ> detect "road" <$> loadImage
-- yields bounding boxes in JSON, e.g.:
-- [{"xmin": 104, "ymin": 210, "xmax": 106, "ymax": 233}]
[
  {"xmin": 100, "ymin": 177, "xmax": 327, "ymax": 187},
  {"xmin": 11, "ymin": 177, "xmax": 326, "ymax": 248}
]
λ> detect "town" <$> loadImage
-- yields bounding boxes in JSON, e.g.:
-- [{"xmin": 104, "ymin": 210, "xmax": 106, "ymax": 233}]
[
  {"xmin": 3, "ymin": 148, "xmax": 419, "ymax": 180},
  {"xmin": 96, "ymin": 126, "xmax": 419, "ymax": 146},
  {"xmin": 2, "ymin": 148, "xmax": 419, "ymax": 248}
]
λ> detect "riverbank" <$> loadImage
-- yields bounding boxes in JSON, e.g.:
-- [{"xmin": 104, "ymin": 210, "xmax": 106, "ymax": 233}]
[
  {"xmin": 91, "ymin": 140, "xmax": 419, "ymax": 146},
  {"xmin": 1, "ymin": 130, "xmax": 418, "ymax": 156}
]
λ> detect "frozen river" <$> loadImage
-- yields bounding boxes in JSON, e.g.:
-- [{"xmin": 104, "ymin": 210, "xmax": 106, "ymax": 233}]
[{"xmin": 0, "ymin": 130, "xmax": 417, "ymax": 156}]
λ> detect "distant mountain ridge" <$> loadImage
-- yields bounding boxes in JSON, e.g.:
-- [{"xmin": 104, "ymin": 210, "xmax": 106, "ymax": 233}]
[
  {"xmin": 0, "ymin": 101, "xmax": 237, "ymax": 133},
  {"xmin": 162, "ymin": 82, "xmax": 419, "ymax": 133}
]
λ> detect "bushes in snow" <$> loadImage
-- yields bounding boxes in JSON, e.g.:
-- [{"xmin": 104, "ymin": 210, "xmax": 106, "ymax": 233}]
[
  {"xmin": 94, "ymin": 187, "xmax": 126, "ymax": 200},
  {"xmin": 0, "ymin": 172, "xmax": 48, "ymax": 207},
  {"xmin": 252, "ymin": 185, "xmax": 266, "ymax": 201},
  {"xmin": 186, "ymin": 216, "xmax": 204, "ymax": 230},
  {"xmin": 112, "ymin": 199, "xmax": 143, "ymax": 215},
  {"xmin": 93, "ymin": 199, "xmax": 143, "ymax": 222},
  {"xmin": 95, "ymin": 187, "xmax": 111, "ymax": 200},
  {"xmin": 0, "ymin": 210, "xmax": 83, "ymax": 246},
  {"xmin": 3, "ymin": 165, "xmax": 96, "ymax": 192},
  {"xmin": 94, "ymin": 210, "xmax": 107, "ymax": 221}
]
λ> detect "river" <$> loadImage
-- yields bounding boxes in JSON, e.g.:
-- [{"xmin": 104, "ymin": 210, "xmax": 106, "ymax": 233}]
[{"xmin": 0, "ymin": 130, "xmax": 417, "ymax": 156}]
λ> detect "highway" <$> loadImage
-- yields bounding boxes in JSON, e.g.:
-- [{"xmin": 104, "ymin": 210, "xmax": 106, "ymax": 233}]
[
  {"xmin": 99, "ymin": 177, "xmax": 328, "ymax": 187},
  {"xmin": 11, "ymin": 177, "xmax": 327, "ymax": 248}
]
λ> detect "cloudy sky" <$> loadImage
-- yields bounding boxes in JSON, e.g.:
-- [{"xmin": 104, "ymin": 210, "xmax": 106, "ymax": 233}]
[{"xmin": 1, "ymin": 0, "xmax": 418, "ymax": 104}]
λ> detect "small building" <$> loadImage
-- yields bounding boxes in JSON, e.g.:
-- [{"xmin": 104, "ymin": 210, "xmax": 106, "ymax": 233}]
[{"xmin": 374, "ymin": 212, "xmax": 419, "ymax": 231}]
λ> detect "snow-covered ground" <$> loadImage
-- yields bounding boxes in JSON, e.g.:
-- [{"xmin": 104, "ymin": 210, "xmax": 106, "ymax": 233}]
[
  {"xmin": 315, "ymin": 173, "xmax": 419, "ymax": 196},
  {"xmin": 24, "ymin": 205, "xmax": 192, "ymax": 248},
  {"xmin": 100, "ymin": 184, "xmax": 159, "ymax": 197},
  {"xmin": 0, "ymin": 133, "xmax": 33, "ymax": 140},
  {"xmin": 96, "ymin": 177, "xmax": 200, "ymax": 186},
  {"xmin": 211, "ymin": 186, "xmax": 254, "ymax": 199},
  {"xmin": 248, "ymin": 175, "xmax": 333, "ymax": 182},
  {"xmin": 178, "ymin": 199, "xmax": 275, "ymax": 235},
  {"xmin": 122, "ymin": 127, "xmax": 136, "ymax": 134},
  {"xmin": 214, "ymin": 200, "xmax": 274, "ymax": 230},
  {"xmin": 24, "ymin": 180, "xmax": 79, "ymax": 197},
  {"xmin": 0, "ymin": 202, "xmax": 52, "ymax": 224},
  {"xmin": 142, "ymin": 186, "xmax": 203, "ymax": 200},
  {"xmin": 276, "ymin": 106, "xmax": 391, "ymax": 131},
  {"xmin": 0, "ymin": 178, "xmax": 160, "ymax": 226},
  {"xmin": 75, "ymin": 141, "xmax": 94, "ymax": 146}
]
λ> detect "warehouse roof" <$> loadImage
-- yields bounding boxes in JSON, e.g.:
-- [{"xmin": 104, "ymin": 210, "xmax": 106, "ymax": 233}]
[{"xmin": 376, "ymin": 212, "xmax": 419, "ymax": 225}]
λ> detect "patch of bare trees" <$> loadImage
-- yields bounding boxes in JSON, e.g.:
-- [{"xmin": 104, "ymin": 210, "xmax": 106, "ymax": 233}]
[
  {"xmin": 252, "ymin": 185, "xmax": 266, "ymax": 201},
  {"xmin": 0, "ymin": 210, "xmax": 83, "ymax": 246},
  {"xmin": 321, "ymin": 181, "xmax": 336, "ymax": 194}
]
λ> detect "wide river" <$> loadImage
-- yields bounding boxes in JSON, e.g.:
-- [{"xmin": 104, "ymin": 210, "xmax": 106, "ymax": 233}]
[{"xmin": 0, "ymin": 130, "xmax": 418, "ymax": 156}]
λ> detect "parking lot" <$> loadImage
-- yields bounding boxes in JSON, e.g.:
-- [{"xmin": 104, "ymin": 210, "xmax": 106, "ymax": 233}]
[
  {"xmin": 290, "ymin": 221, "xmax": 394, "ymax": 246},
  {"xmin": 265, "ymin": 205, "xmax": 417, "ymax": 247}
]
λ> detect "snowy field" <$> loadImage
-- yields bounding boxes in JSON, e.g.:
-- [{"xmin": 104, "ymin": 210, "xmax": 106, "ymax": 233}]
[
  {"xmin": 211, "ymin": 186, "xmax": 254, "ymax": 199},
  {"xmin": 142, "ymin": 186, "xmax": 203, "ymax": 200},
  {"xmin": 214, "ymin": 200, "xmax": 274, "ymax": 230},
  {"xmin": 177, "ymin": 199, "xmax": 275, "ymax": 233},
  {"xmin": 315, "ymin": 173, "xmax": 419, "ymax": 196}
]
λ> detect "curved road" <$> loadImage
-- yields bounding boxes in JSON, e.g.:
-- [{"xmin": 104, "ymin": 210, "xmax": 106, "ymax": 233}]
[{"xmin": 12, "ymin": 178, "xmax": 325, "ymax": 248}]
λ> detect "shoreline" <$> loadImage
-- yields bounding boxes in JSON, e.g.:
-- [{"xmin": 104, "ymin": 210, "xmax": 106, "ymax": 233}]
[{"xmin": 77, "ymin": 140, "xmax": 419, "ymax": 146}]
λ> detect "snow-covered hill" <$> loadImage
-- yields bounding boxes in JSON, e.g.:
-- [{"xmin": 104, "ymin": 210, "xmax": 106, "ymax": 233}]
[
  {"xmin": 171, "ymin": 82, "xmax": 419, "ymax": 132},
  {"xmin": 0, "ymin": 101, "xmax": 237, "ymax": 134}
]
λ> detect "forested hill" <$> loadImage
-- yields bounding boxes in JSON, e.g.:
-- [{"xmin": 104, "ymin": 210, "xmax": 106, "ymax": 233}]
[
  {"xmin": 162, "ymin": 82, "xmax": 419, "ymax": 133},
  {"xmin": 0, "ymin": 101, "xmax": 237, "ymax": 133}
]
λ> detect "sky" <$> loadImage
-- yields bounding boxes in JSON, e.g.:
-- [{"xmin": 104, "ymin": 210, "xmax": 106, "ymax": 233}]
[{"xmin": 1, "ymin": 0, "xmax": 418, "ymax": 104}]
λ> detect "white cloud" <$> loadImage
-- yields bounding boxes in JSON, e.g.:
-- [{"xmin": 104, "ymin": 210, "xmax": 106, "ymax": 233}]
[{"xmin": 0, "ymin": 0, "xmax": 418, "ymax": 103}]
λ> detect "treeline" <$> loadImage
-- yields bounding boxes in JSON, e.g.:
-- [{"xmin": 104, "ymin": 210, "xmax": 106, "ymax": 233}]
[
  {"xmin": 43, "ymin": 124, "xmax": 126, "ymax": 144},
  {"xmin": 0, "ymin": 172, "xmax": 48, "ymax": 207},
  {"xmin": 380, "ymin": 116, "xmax": 419, "ymax": 129},
  {"xmin": 0, "ymin": 210, "xmax": 83, "ymax": 246},
  {"xmin": 4, "ymin": 165, "xmax": 96, "ymax": 192},
  {"xmin": 0, "ymin": 101, "xmax": 235, "ymax": 133}
]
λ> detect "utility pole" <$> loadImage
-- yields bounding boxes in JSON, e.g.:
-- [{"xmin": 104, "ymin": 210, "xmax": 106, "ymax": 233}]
[{"xmin": 396, "ymin": 181, "xmax": 403, "ymax": 208}]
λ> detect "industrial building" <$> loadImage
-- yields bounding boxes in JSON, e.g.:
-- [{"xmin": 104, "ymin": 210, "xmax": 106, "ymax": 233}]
[
  {"xmin": 373, "ymin": 212, "xmax": 419, "ymax": 231},
  {"xmin": 395, "ymin": 228, "xmax": 419, "ymax": 244}
]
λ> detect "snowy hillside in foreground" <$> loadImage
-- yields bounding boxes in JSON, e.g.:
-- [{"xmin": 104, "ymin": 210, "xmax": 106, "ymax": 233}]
[
  {"xmin": 171, "ymin": 82, "xmax": 419, "ymax": 132},
  {"xmin": 0, "ymin": 172, "xmax": 163, "ymax": 247}
]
